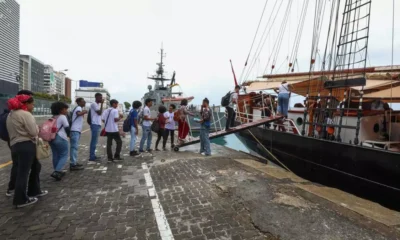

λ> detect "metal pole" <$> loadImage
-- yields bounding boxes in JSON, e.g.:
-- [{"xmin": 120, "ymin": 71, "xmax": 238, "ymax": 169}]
[
  {"xmin": 211, "ymin": 110, "xmax": 218, "ymax": 133},
  {"xmin": 216, "ymin": 106, "xmax": 223, "ymax": 131}
]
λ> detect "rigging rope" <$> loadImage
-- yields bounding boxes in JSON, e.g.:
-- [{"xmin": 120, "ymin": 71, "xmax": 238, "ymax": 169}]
[
  {"xmin": 288, "ymin": 0, "xmax": 310, "ymax": 73},
  {"xmin": 269, "ymin": 0, "xmax": 294, "ymax": 74},
  {"xmin": 246, "ymin": 129, "xmax": 292, "ymax": 172},
  {"xmin": 239, "ymin": 0, "xmax": 270, "ymax": 82},
  {"xmin": 242, "ymin": 0, "xmax": 284, "ymax": 83}
]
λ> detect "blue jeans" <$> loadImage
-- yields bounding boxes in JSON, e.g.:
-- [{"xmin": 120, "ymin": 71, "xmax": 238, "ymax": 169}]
[
  {"xmin": 70, "ymin": 131, "xmax": 81, "ymax": 166},
  {"xmin": 139, "ymin": 125, "xmax": 152, "ymax": 151},
  {"xmin": 278, "ymin": 93, "xmax": 290, "ymax": 117},
  {"xmin": 130, "ymin": 126, "xmax": 137, "ymax": 151},
  {"xmin": 90, "ymin": 124, "xmax": 101, "ymax": 160},
  {"xmin": 49, "ymin": 135, "xmax": 69, "ymax": 172},
  {"xmin": 200, "ymin": 125, "xmax": 211, "ymax": 155}
]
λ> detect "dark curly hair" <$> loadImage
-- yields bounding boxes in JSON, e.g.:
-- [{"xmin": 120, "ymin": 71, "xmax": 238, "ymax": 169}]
[
  {"xmin": 158, "ymin": 105, "xmax": 167, "ymax": 114},
  {"xmin": 51, "ymin": 101, "xmax": 69, "ymax": 115},
  {"xmin": 180, "ymin": 99, "xmax": 188, "ymax": 106},
  {"xmin": 132, "ymin": 100, "xmax": 142, "ymax": 109}
]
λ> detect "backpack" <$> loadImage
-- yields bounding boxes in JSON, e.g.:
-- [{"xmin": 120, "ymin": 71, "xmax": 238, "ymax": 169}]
[
  {"xmin": 138, "ymin": 109, "xmax": 144, "ymax": 124},
  {"xmin": 87, "ymin": 108, "xmax": 92, "ymax": 125},
  {"xmin": 151, "ymin": 115, "xmax": 160, "ymax": 133},
  {"xmin": 221, "ymin": 91, "xmax": 233, "ymax": 107},
  {"xmin": 123, "ymin": 110, "xmax": 133, "ymax": 132},
  {"xmin": 68, "ymin": 106, "xmax": 78, "ymax": 128},
  {"xmin": 39, "ymin": 116, "xmax": 60, "ymax": 142},
  {"xmin": 0, "ymin": 110, "xmax": 10, "ymax": 142}
]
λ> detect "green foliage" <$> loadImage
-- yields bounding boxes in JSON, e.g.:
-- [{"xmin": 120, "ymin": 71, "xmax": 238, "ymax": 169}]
[
  {"xmin": 124, "ymin": 101, "xmax": 131, "ymax": 110},
  {"xmin": 33, "ymin": 92, "xmax": 72, "ymax": 104}
]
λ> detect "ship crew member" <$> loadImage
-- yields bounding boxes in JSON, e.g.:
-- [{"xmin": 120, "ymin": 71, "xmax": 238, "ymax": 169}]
[
  {"xmin": 226, "ymin": 85, "xmax": 240, "ymax": 131},
  {"xmin": 274, "ymin": 81, "xmax": 292, "ymax": 118}
]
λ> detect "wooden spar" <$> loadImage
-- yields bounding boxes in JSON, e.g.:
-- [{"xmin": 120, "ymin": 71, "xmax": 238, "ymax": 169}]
[{"xmin": 230, "ymin": 59, "xmax": 238, "ymax": 87}]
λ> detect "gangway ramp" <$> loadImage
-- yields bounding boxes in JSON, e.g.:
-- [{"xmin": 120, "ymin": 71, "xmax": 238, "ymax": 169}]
[{"xmin": 173, "ymin": 116, "xmax": 284, "ymax": 151}]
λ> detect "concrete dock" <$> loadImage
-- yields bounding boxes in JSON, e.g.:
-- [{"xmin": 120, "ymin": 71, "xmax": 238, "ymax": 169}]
[{"xmin": 0, "ymin": 121, "xmax": 399, "ymax": 240}]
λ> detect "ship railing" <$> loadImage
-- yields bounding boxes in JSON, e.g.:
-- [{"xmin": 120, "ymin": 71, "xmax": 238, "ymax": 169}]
[
  {"xmin": 188, "ymin": 104, "xmax": 223, "ymax": 113},
  {"xmin": 234, "ymin": 109, "xmax": 300, "ymax": 134},
  {"xmin": 235, "ymin": 96, "xmax": 301, "ymax": 135}
]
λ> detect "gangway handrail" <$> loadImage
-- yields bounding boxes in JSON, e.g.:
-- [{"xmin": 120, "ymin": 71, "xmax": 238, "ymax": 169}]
[{"xmin": 173, "ymin": 116, "xmax": 284, "ymax": 151}]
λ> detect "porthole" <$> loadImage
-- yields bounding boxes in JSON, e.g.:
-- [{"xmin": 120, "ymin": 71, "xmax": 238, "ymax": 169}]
[
  {"xmin": 373, "ymin": 123, "xmax": 379, "ymax": 133},
  {"xmin": 296, "ymin": 117, "xmax": 303, "ymax": 125}
]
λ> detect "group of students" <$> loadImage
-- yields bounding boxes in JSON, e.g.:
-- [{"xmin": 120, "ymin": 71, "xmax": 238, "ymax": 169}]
[
  {"xmin": 2, "ymin": 90, "xmax": 217, "ymax": 208},
  {"xmin": 127, "ymin": 97, "xmax": 213, "ymax": 156},
  {"xmin": 3, "ymin": 90, "xmax": 90, "ymax": 207}
]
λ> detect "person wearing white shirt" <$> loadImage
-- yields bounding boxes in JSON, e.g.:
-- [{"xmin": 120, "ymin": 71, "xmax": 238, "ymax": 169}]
[
  {"xmin": 102, "ymin": 99, "xmax": 123, "ymax": 162},
  {"xmin": 69, "ymin": 98, "xmax": 87, "ymax": 171},
  {"xmin": 274, "ymin": 81, "xmax": 292, "ymax": 117},
  {"xmin": 163, "ymin": 104, "xmax": 176, "ymax": 149},
  {"xmin": 89, "ymin": 93, "xmax": 104, "ymax": 161},
  {"xmin": 139, "ymin": 98, "xmax": 155, "ymax": 152},
  {"xmin": 48, "ymin": 102, "xmax": 70, "ymax": 181}
]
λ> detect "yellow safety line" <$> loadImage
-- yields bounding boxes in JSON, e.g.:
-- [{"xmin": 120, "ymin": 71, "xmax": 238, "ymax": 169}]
[
  {"xmin": 0, "ymin": 161, "xmax": 12, "ymax": 169},
  {"xmin": 0, "ymin": 128, "xmax": 91, "ymax": 169}
]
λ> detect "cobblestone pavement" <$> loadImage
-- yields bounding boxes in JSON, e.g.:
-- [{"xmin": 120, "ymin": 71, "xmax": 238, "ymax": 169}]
[{"xmin": 0, "ymin": 121, "xmax": 399, "ymax": 239}]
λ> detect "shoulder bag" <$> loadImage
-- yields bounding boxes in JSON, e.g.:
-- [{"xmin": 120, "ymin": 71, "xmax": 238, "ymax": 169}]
[{"xmin": 36, "ymin": 138, "xmax": 50, "ymax": 160}]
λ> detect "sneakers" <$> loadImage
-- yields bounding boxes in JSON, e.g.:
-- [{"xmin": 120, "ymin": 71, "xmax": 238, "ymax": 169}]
[
  {"xmin": 6, "ymin": 190, "xmax": 14, "ymax": 197},
  {"xmin": 70, "ymin": 165, "xmax": 84, "ymax": 171},
  {"xmin": 51, "ymin": 171, "xmax": 65, "ymax": 181},
  {"xmin": 29, "ymin": 190, "xmax": 48, "ymax": 198},
  {"xmin": 146, "ymin": 149, "xmax": 153, "ymax": 153},
  {"xmin": 155, "ymin": 148, "xmax": 160, "ymax": 151},
  {"xmin": 162, "ymin": 147, "xmax": 167, "ymax": 151},
  {"xmin": 89, "ymin": 156, "xmax": 101, "ymax": 161},
  {"xmin": 16, "ymin": 197, "xmax": 38, "ymax": 208},
  {"xmin": 130, "ymin": 151, "xmax": 140, "ymax": 156},
  {"xmin": 114, "ymin": 157, "xmax": 124, "ymax": 161},
  {"xmin": 201, "ymin": 152, "xmax": 211, "ymax": 156}
]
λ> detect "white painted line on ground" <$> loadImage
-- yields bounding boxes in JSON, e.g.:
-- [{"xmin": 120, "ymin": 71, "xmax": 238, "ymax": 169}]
[
  {"xmin": 144, "ymin": 163, "xmax": 174, "ymax": 240},
  {"xmin": 148, "ymin": 188, "xmax": 156, "ymax": 198}
]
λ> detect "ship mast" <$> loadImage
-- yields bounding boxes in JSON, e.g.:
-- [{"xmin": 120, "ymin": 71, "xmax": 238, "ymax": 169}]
[{"xmin": 148, "ymin": 45, "xmax": 171, "ymax": 89}]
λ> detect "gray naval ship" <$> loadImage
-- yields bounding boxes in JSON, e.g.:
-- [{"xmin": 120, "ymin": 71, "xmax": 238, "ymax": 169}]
[{"xmin": 141, "ymin": 47, "xmax": 225, "ymax": 131}]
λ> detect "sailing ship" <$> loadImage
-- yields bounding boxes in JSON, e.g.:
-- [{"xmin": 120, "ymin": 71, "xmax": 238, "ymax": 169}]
[{"xmin": 233, "ymin": 0, "xmax": 400, "ymax": 209}]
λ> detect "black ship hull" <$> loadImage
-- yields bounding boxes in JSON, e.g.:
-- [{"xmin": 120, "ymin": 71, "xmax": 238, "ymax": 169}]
[{"xmin": 236, "ymin": 127, "xmax": 400, "ymax": 210}]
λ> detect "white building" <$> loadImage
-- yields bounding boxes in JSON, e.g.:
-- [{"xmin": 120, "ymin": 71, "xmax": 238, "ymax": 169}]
[
  {"xmin": 44, "ymin": 65, "xmax": 54, "ymax": 94},
  {"xmin": 19, "ymin": 55, "xmax": 45, "ymax": 92},
  {"xmin": 75, "ymin": 88, "xmax": 110, "ymax": 109},
  {"xmin": 55, "ymin": 71, "xmax": 66, "ymax": 96}
]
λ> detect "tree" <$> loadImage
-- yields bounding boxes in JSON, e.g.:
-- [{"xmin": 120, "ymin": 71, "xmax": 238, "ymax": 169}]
[{"xmin": 124, "ymin": 101, "xmax": 131, "ymax": 110}]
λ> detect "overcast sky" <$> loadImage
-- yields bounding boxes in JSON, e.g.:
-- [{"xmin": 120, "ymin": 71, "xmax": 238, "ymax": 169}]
[{"xmin": 18, "ymin": 0, "xmax": 399, "ymax": 106}]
